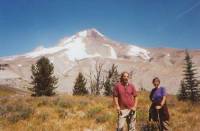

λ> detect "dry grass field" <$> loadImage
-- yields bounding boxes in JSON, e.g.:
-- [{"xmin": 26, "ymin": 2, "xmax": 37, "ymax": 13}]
[{"xmin": 0, "ymin": 86, "xmax": 200, "ymax": 131}]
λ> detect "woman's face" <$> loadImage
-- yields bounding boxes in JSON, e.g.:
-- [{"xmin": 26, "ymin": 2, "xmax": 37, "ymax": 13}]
[{"xmin": 153, "ymin": 79, "xmax": 160, "ymax": 88}]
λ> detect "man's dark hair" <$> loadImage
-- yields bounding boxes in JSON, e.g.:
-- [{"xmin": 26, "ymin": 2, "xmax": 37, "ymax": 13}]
[{"xmin": 120, "ymin": 72, "xmax": 129, "ymax": 82}]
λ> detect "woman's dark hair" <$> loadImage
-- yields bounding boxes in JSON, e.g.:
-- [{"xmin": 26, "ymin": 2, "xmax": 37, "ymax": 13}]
[{"xmin": 152, "ymin": 77, "xmax": 160, "ymax": 83}]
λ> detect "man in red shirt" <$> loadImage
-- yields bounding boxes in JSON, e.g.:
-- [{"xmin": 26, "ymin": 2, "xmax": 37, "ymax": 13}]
[{"xmin": 113, "ymin": 72, "xmax": 138, "ymax": 131}]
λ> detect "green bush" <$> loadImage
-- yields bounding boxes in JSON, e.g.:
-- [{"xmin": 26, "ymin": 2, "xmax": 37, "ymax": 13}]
[
  {"xmin": 0, "ymin": 105, "xmax": 7, "ymax": 117},
  {"xmin": 57, "ymin": 108, "xmax": 68, "ymax": 119},
  {"xmin": 37, "ymin": 98, "xmax": 49, "ymax": 107},
  {"xmin": 6, "ymin": 105, "xmax": 34, "ymax": 123},
  {"xmin": 141, "ymin": 121, "xmax": 160, "ymax": 131},
  {"xmin": 52, "ymin": 97, "xmax": 60, "ymax": 105},
  {"xmin": 57, "ymin": 99, "xmax": 73, "ymax": 109},
  {"xmin": 37, "ymin": 112, "xmax": 49, "ymax": 122},
  {"xmin": 86, "ymin": 106, "xmax": 103, "ymax": 118},
  {"xmin": 95, "ymin": 113, "xmax": 111, "ymax": 123},
  {"xmin": 77, "ymin": 99, "xmax": 89, "ymax": 110}
]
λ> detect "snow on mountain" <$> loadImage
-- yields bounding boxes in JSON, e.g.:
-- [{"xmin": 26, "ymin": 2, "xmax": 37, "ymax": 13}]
[
  {"xmin": 77, "ymin": 30, "xmax": 87, "ymax": 37},
  {"xmin": 59, "ymin": 28, "xmax": 104, "ymax": 46},
  {"xmin": 127, "ymin": 45, "xmax": 150, "ymax": 60},
  {"xmin": 22, "ymin": 29, "xmax": 118, "ymax": 61},
  {"xmin": 63, "ymin": 36, "xmax": 99, "ymax": 61},
  {"xmin": 1, "ymin": 56, "xmax": 19, "ymax": 61},
  {"xmin": 1, "ymin": 28, "xmax": 150, "ymax": 61},
  {"xmin": 24, "ymin": 46, "xmax": 64, "ymax": 58},
  {"xmin": 33, "ymin": 46, "xmax": 46, "ymax": 52},
  {"xmin": 89, "ymin": 28, "xmax": 104, "ymax": 37},
  {"xmin": 1, "ymin": 28, "xmax": 200, "ymax": 94},
  {"xmin": 103, "ymin": 44, "xmax": 117, "ymax": 59}
]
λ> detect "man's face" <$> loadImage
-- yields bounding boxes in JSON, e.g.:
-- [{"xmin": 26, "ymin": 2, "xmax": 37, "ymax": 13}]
[{"xmin": 122, "ymin": 73, "xmax": 129, "ymax": 84}]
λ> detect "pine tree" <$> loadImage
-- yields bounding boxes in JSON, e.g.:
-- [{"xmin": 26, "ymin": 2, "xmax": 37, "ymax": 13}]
[
  {"xmin": 73, "ymin": 72, "xmax": 88, "ymax": 95},
  {"xmin": 104, "ymin": 79, "xmax": 112, "ymax": 96},
  {"xmin": 178, "ymin": 50, "xmax": 200, "ymax": 102},
  {"xmin": 30, "ymin": 57, "xmax": 58, "ymax": 96},
  {"xmin": 104, "ymin": 64, "xmax": 119, "ymax": 96},
  {"xmin": 177, "ymin": 80, "xmax": 188, "ymax": 100}
]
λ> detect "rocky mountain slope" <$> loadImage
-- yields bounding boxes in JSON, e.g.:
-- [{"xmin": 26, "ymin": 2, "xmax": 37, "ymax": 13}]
[{"xmin": 0, "ymin": 29, "xmax": 199, "ymax": 94}]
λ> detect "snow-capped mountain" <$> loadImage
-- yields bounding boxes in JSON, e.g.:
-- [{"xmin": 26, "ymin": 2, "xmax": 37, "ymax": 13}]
[
  {"xmin": 2, "ymin": 29, "xmax": 150, "ymax": 61},
  {"xmin": 0, "ymin": 29, "xmax": 200, "ymax": 94}
]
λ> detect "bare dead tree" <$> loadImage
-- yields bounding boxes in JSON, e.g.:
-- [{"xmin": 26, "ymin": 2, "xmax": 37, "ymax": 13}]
[
  {"xmin": 88, "ymin": 71, "xmax": 96, "ymax": 95},
  {"xmin": 128, "ymin": 69, "xmax": 136, "ymax": 80},
  {"xmin": 94, "ymin": 60, "xmax": 105, "ymax": 95},
  {"xmin": 86, "ymin": 59, "xmax": 106, "ymax": 95}
]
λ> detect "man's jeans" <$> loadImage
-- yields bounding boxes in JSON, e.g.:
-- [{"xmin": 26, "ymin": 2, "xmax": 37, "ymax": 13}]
[{"xmin": 116, "ymin": 109, "xmax": 136, "ymax": 131}]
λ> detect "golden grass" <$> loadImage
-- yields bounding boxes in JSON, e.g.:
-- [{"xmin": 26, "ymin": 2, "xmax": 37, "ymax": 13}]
[
  {"xmin": 0, "ymin": 86, "xmax": 16, "ymax": 97},
  {"xmin": 0, "ymin": 91, "xmax": 200, "ymax": 131}
]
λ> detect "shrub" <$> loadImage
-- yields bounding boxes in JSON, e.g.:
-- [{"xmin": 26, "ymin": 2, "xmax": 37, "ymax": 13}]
[
  {"xmin": 57, "ymin": 108, "xmax": 68, "ymax": 119},
  {"xmin": 95, "ymin": 113, "xmax": 111, "ymax": 123},
  {"xmin": 141, "ymin": 121, "xmax": 160, "ymax": 131},
  {"xmin": 6, "ymin": 105, "xmax": 34, "ymax": 123},
  {"xmin": 57, "ymin": 99, "xmax": 73, "ymax": 109},
  {"xmin": 37, "ymin": 112, "xmax": 49, "ymax": 122},
  {"xmin": 86, "ymin": 106, "xmax": 103, "ymax": 118}
]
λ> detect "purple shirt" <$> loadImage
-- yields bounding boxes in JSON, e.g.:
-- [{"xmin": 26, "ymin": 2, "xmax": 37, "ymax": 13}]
[
  {"xmin": 151, "ymin": 87, "xmax": 166, "ymax": 103},
  {"xmin": 113, "ymin": 82, "xmax": 137, "ymax": 109}
]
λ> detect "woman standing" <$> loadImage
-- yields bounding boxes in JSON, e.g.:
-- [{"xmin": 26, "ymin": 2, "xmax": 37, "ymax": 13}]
[{"xmin": 149, "ymin": 77, "xmax": 170, "ymax": 131}]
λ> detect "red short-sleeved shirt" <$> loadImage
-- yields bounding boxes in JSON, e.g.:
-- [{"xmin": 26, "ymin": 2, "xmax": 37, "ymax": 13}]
[{"xmin": 113, "ymin": 82, "xmax": 137, "ymax": 109}]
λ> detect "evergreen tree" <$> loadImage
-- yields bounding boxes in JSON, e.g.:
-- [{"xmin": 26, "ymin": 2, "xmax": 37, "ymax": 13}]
[
  {"xmin": 73, "ymin": 72, "xmax": 88, "ymax": 95},
  {"xmin": 30, "ymin": 57, "xmax": 58, "ymax": 96},
  {"xmin": 104, "ymin": 79, "xmax": 112, "ymax": 96},
  {"xmin": 178, "ymin": 50, "xmax": 200, "ymax": 102},
  {"xmin": 177, "ymin": 80, "xmax": 188, "ymax": 100},
  {"xmin": 104, "ymin": 64, "xmax": 119, "ymax": 96}
]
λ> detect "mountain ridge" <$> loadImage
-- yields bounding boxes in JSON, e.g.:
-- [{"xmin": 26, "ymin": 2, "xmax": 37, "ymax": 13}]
[{"xmin": 0, "ymin": 28, "xmax": 200, "ymax": 94}]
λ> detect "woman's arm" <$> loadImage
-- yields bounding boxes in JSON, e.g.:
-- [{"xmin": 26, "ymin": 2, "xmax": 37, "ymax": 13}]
[
  {"xmin": 161, "ymin": 96, "xmax": 166, "ymax": 106},
  {"xmin": 149, "ymin": 88, "xmax": 155, "ymax": 102}
]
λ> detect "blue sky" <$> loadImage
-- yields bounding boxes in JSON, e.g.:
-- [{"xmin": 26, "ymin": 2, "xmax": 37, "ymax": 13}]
[{"xmin": 0, "ymin": 0, "xmax": 200, "ymax": 56}]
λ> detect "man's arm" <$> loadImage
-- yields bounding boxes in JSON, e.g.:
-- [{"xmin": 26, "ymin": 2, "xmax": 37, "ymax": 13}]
[
  {"xmin": 131, "ymin": 84, "xmax": 138, "ymax": 111},
  {"xmin": 113, "ymin": 84, "xmax": 120, "ymax": 113},
  {"xmin": 132, "ymin": 96, "xmax": 138, "ymax": 111},
  {"xmin": 134, "ymin": 96, "xmax": 138, "ymax": 108},
  {"xmin": 113, "ymin": 96, "xmax": 120, "ymax": 113}
]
